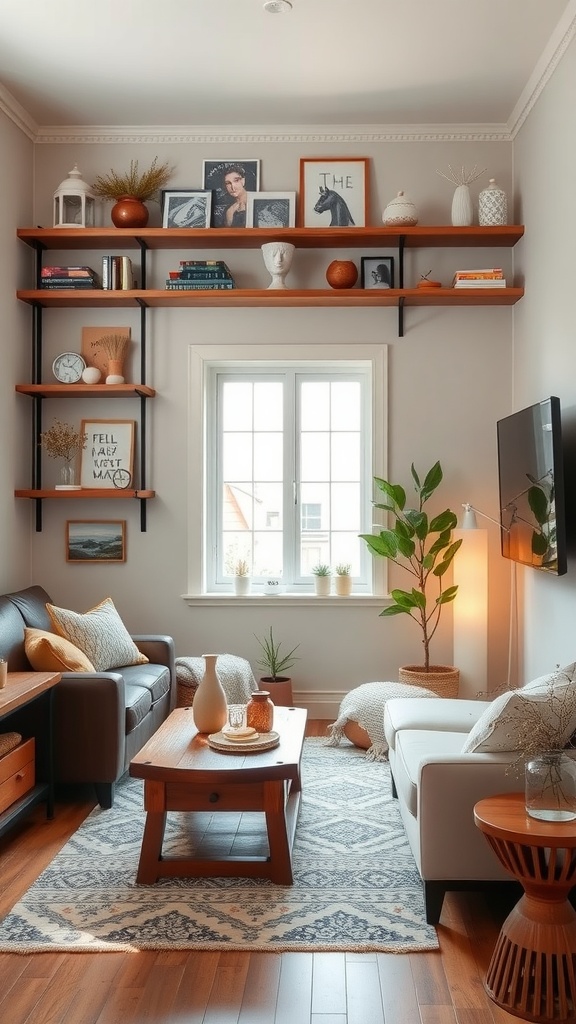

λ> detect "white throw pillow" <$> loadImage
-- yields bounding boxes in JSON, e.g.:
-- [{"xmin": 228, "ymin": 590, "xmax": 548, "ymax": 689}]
[
  {"xmin": 461, "ymin": 663, "xmax": 576, "ymax": 754},
  {"xmin": 46, "ymin": 597, "xmax": 148, "ymax": 673}
]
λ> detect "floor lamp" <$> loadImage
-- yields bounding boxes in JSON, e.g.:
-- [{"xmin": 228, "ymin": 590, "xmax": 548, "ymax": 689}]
[{"xmin": 453, "ymin": 504, "xmax": 488, "ymax": 697}]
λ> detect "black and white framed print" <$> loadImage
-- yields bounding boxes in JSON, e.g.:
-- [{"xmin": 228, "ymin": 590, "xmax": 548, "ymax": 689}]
[
  {"xmin": 161, "ymin": 190, "xmax": 212, "ymax": 228},
  {"xmin": 245, "ymin": 192, "xmax": 296, "ymax": 228},
  {"xmin": 360, "ymin": 256, "xmax": 395, "ymax": 289},
  {"xmin": 299, "ymin": 157, "xmax": 369, "ymax": 227},
  {"xmin": 202, "ymin": 160, "xmax": 260, "ymax": 227}
]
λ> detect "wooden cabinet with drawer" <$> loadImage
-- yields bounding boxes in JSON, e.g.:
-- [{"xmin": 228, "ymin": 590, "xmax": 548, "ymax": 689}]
[{"xmin": 0, "ymin": 738, "xmax": 35, "ymax": 813}]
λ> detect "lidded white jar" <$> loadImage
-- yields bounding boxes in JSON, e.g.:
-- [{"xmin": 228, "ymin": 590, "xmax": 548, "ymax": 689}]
[
  {"xmin": 382, "ymin": 191, "xmax": 418, "ymax": 227},
  {"xmin": 478, "ymin": 178, "xmax": 507, "ymax": 226}
]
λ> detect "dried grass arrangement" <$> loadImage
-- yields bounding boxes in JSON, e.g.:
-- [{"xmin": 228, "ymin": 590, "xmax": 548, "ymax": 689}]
[
  {"xmin": 91, "ymin": 157, "xmax": 172, "ymax": 202},
  {"xmin": 91, "ymin": 333, "xmax": 130, "ymax": 360},
  {"xmin": 40, "ymin": 419, "xmax": 87, "ymax": 462}
]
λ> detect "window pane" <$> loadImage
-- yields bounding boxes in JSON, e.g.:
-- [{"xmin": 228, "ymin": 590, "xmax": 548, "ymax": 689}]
[
  {"xmin": 223, "ymin": 483, "xmax": 254, "ymax": 530},
  {"xmin": 254, "ymin": 432, "xmax": 283, "ymax": 480},
  {"xmin": 222, "ymin": 432, "xmax": 252, "ymax": 480},
  {"xmin": 222, "ymin": 382, "xmax": 253, "ymax": 431},
  {"xmin": 300, "ymin": 432, "xmax": 330, "ymax": 481},
  {"xmin": 254, "ymin": 482, "xmax": 283, "ymax": 529},
  {"xmin": 301, "ymin": 381, "xmax": 330, "ymax": 430},
  {"xmin": 254, "ymin": 381, "xmax": 283, "ymax": 431},
  {"xmin": 254, "ymin": 532, "xmax": 283, "ymax": 576},
  {"xmin": 331, "ymin": 381, "xmax": 361, "ymax": 430},
  {"xmin": 331, "ymin": 432, "xmax": 360, "ymax": 481},
  {"xmin": 331, "ymin": 482, "xmax": 361, "ymax": 529}
]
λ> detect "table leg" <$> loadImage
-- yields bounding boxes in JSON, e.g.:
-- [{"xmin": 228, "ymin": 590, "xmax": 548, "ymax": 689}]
[
  {"xmin": 264, "ymin": 779, "xmax": 293, "ymax": 884},
  {"xmin": 136, "ymin": 811, "xmax": 167, "ymax": 884}
]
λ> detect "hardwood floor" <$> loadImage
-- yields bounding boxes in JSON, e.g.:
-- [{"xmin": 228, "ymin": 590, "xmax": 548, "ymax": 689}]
[{"xmin": 0, "ymin": 721, "xmax": 520, "ymax": 1024}]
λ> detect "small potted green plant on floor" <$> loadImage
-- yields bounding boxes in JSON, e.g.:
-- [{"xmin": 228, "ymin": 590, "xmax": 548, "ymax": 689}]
[
  {"xmin": 254, "ymin": 626, "xmax": 299, "ymax": 706},
  {"xmin": 311, "ymin": 563, "xmax": 332, "ymax": 596}
]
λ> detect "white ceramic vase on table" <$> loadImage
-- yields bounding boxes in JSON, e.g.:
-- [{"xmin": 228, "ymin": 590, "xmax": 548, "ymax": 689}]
[{"xmin": 192, "ymin": 654, "xmax": 228, "ymax": 733}]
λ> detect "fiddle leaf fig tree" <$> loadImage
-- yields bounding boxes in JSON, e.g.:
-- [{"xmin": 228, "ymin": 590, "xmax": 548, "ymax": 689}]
[{"xmin": 359, "ymin": 461, "xmax": 462, "ymax": 672}]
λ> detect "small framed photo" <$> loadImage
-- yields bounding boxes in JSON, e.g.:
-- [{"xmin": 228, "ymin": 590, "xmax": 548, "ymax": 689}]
[
  {"xmin": 360, "ymin": 256, "xmax": 395, "ymax": 289},
  {"xmin": 161, "ymin": 189, "xmax": 212, "ymax": 229},
  {"xmin": 245, "ymin": 192, "xmax": 296, "ymax": 228},
  {"xmin": 66, "ymin": 520, "xmax": 126, "ymax": 563},
  {"xmin": 80, "ymin": 420, "xmax": 135, "ymax": 490},
  {"xmin": 202, "ymin": 159, "xmax": 260, "ymax": 227},
  {"xmin": 299, "ymin": 157, "xmax": 369, "ymax": 228}
]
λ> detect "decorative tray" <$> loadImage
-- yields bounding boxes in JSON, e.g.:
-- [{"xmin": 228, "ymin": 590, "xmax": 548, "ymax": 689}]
[{"xmin": 208, "ymin": 730, "xmax": 280, "ymax": 754}]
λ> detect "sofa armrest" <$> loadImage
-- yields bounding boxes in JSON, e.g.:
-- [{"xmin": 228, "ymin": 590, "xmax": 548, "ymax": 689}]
[
  {"xmin": 132, "ymin": 634, "xmax": 177, "ymax": 710},
  {"xmin": 54, "ymin": 672, "xmax": 126, "ymax": 784}
]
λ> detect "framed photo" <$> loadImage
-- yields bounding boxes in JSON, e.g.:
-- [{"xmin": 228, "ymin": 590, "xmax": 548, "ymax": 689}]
[
  {"xmin": 66, "ymin": 520, "xmax": 126, "ymax": 563},
  {"xmin": 246, "ymin": 191, "xmax": 296, "ymax": 228},
  {"xmin": 360, "ymin": 256, "xmax": 395, "ymax": 289},
  {"xmin": 161, "ymin": 189, "xmax": 212, "ymax": 229},
  {"xmin": 202, "ymin": 159, "xmax": 260, "ymax": 228},
  {"xmin": 80, "ymin": 420, "xmax": 135, "ymax": 490},
  {"xmin": 299, "ymin": 157, "xmax": 369, "ymax": 228}
]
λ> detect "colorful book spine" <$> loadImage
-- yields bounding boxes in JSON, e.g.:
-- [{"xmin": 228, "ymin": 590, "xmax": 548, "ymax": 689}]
[
  {"xmin": 453, "ymin": 279, "xmax": 507, "ymax": 288},
  {"xmin": 170, "ymin": 270, "xmax": 233, "ymax": 281},
  {"xmin": 40, "ymin": 280, "xmax": 97, "ymax": 289},
  {"xmin": 165, "ymin": 281, "xmax": 235, "ymax": 290}
]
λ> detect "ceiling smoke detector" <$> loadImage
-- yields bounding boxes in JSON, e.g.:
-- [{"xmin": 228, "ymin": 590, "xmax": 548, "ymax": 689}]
[{"xmin": 263, "ymin": 1, "xmax": 293, "ymax": 12}]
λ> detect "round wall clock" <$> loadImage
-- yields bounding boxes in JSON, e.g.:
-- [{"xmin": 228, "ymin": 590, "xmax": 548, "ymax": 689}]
[{"xmin": 52, "ymin": 352, "xmax": 86, "ymax": 383}]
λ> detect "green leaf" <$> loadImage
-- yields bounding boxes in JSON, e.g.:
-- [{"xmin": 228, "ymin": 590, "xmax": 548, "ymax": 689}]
[
  {"xmin": 427, "ymin": 530, "xmax": 452, "ymax": 557},
  {"xmin": 380, "ymin": 605, "xmax": 410, "ymax": 617},
  {"xmin": 410, "ymin": 588, "xmax": 426, "ymax": 609},
  {"xmin": 528, "ymin": 485, "xmax": 549, "ymax": 526},
  {"xmin": 411, "ymin": 464, "xmax": 421, "ymax": 489},
  {"xmin": 390, "ymin": 588, "xmax": 420, "ymax": 609},
  {"xmin": 394, "ymin": 519, "xmax": 414, "ymax": 540},
  {"xmin": 374, "ymin": 477, "xmax": 406, "ymax": 510},
  {"xmin": 359, "ymin": 532, "xmax": 399, "ymax": 559},
  {"xmin": 420, "ymin": 461, "xmax": 443, "ymax": 502},
  {"xmin": 437, "ymin": 585, "xmax": 458, "ymax": 605},
  {"xmin": 429, "ymin": 509, "xmax": 457, "ymax": 533},
  {"xmin": 405, "ymin": 510, "xmax": 428, "ymax": 538},
  {"xmin": 396, "ymin": 535, "xmax": 416, "ymax": 559},
  {"xmin": 532, "ymin": 531, "xmax": 549, "ymax": 556}
]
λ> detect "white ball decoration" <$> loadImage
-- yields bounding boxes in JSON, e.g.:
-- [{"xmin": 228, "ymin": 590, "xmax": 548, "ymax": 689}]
[{"xmin": 81, "ymin": 366, "xmax": 101, "ymax": 384}]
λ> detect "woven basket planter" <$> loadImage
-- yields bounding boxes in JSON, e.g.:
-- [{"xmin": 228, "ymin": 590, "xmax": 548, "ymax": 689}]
[{"xmin": 398, "ymin": 664, "xmax": 459, "ymax": 698}]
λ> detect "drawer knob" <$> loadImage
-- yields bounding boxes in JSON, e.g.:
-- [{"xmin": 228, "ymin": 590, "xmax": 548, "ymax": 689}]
[{"xmin": 209, "ymin": 792, "xmax": 219, "ymax": 803}]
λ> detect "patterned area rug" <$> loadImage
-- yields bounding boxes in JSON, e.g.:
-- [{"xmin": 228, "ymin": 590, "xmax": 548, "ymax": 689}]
[{"xmin": 0, "ymin": 739, "xmax": 438, "ymax": 953}]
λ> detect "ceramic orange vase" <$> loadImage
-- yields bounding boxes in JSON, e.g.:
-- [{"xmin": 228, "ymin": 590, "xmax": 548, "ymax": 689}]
[{"xmin": 111, "ymin": 196, "xmax": 149, "ymax": 228}]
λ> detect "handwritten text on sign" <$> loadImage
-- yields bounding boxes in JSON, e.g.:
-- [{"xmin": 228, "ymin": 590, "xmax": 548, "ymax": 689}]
[{"xmin": 80, "ymin": 420, "xmax": 135, "ymax": 489}]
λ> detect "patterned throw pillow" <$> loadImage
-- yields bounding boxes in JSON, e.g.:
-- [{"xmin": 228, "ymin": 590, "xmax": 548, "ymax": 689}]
[
  {"xmin": 46, "ymin": 598, "xmax": 148, "ymax": 673},
  {"xmin": 24, "ymin": 627, "xmax": 95, "ymax": 672}
]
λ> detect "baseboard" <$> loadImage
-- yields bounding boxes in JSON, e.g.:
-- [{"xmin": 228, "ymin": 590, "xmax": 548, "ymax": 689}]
[{"xmin": 291, "ymin": 690, "xmax": 343, "ymax": 719}]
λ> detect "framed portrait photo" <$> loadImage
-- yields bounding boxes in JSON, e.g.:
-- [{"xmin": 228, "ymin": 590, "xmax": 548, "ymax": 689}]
[
  {"xmin": 80, "ymin": 419, "xmax": 135, "ymax": 490},
  {"xmin": 360, "ymin": 256, "xmax": 395, "ymax": 289},
  {"xmin": 66, "ymin": 520, "xmax": 126, "ymax": 563},
  {"xmin": 202, "ymin": 159, "xmax": 260, "ymax": 228},
  {"xmin": 299, "ymin": 157, "xmax": 369, "ymax": 228},
  {"xmin": 161, "ymin": 189, "xmax": 212, "ymax": 229},
  {"xmin": 245, "ymin": 191, "xmax": 296, "ymax": 228}
]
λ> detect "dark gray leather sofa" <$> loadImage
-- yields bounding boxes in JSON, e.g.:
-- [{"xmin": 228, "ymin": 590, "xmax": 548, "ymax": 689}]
[{"xmin": 0, "ymin": 585, "xmax": 176, "ymax": 808}]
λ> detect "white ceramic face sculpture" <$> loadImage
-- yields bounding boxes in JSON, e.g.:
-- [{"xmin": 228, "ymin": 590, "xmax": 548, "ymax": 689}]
[{"xmin": 261, "ymin": 241, "xmax": 295, "ymax": 289}]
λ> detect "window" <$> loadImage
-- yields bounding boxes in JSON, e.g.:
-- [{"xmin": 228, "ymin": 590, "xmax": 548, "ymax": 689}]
[{"xmin": 191, "ymin": 344, "xmax": 387, "ymax": 595}]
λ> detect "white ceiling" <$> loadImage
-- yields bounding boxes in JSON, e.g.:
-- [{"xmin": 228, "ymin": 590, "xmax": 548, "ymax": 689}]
[{"xmin": 0, "ymin": 0, "xmax": 572, "ymax": 132}]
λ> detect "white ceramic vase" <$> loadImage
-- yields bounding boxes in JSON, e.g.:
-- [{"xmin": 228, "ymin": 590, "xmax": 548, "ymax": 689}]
[
  {"xmin": 478, "ymin": 178, "xmax": 507, "ymax": 226},
  {"xmin": 233, "ymin": 575, "xmax": 251, "ymax": 596},
  {"xmin": 335, "ymin": 575, "xmax": 352, "ymax": 596},
  {"xmin": 314, "ymin": 576, "xmax": 331, "ymax": 596},
  {"xmin": 261, "ymin": 242, "xmax": 295, "ymax": 289},
  {"xmin": 451, "ymin": 184, "xmax": 473, "ymax": 226},
  {"xmin": 192, "ymin": 654, "xmax": 228, "ymax": 733}
]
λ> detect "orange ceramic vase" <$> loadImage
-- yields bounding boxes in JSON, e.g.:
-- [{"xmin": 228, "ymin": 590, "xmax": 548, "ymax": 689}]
[
  {"xmin": 326, "ymin": 260, "xmax": 358, "ymax": 289},
  {"xmin": 111, "ymin": 196, "xmax": 149, "ymax": 228}
]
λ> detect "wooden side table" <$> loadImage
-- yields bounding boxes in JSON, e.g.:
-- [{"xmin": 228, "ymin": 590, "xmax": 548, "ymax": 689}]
[{"xmin": 474, "ymin": 793, "xmax": 576, "ymax": 1023}]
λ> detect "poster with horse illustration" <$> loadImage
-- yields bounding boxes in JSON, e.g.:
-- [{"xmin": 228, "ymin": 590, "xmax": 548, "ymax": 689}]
[{"xmin": 299, "ymin": 157, "xmax": 369, "ymax": 228}]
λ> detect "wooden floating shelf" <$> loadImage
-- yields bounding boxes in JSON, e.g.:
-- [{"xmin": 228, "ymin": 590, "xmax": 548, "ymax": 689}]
[
  {"xmin": 15, "ymin": 383, "xmax": 155, "ymax": 398},
  {"xmin": 16, "ymin": 287, "xmax": 524, "ymax": 309},
  {"xmin": 15, "ymin": 489, "xmax": 155, "ymax": 499},
  {"xmin": 17, "ymin": 225, "xmax": 525, "ymax": 250}
]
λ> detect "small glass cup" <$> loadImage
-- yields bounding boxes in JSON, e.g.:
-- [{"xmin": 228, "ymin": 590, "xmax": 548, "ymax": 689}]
[{"xmin": 227, "ymin": 704, "xmax": 246, "ymax": 732}]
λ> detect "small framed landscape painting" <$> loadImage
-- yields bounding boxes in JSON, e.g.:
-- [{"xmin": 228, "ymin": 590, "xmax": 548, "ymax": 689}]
[
  {"xmin": 299, "ymin": 157, "xmax": 369, "ymax": 228},
  {"xmin": 161, "ymin": 190, "xmax": 212, "ymax": 229},
  {"xmin": 66, "ymin": 520, "xmax": 126, "ymax": 563},
  {"xmin": 360, "ymin": 256, "xmax": 395, "ymax": 289},
  {"xmin": 202, "ymin": 159, "xmax": 260, "ymax": 227},
  {"xmin": 80, "ymin": 419, "xmax": 135, "ymax": 490},
  {"xmin": 246, "ymin": 192, "xmax": 296, "ymax": 228}
]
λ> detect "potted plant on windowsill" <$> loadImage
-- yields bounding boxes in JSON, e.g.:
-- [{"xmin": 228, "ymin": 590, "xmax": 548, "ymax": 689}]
[
  {"xmin": 311, "ymin": 564, "xmax": 332, "ymax": 596},
  {"xmin": 254, "ymin": 626, "xmax": 299, "ymax": 706},
  {"xmin": 334, "ymin": 563, "xmax": 353, "ymax": 596},
  {"xmin": 232, "ymin": 558, "xmax": 251, "ymax": 596},
  {"xmin": 359, "ymin": 461, "xmax": 462, "ymax": 697}
]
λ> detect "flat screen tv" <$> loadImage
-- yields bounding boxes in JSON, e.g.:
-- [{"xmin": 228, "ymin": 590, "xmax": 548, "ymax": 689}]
[{"xmin": 497, "ymin": 396, "xmax": 567, "ymax": 575}]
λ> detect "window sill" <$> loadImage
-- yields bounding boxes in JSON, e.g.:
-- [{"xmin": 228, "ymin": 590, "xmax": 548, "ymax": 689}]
[{"xmin": 181, "ymin": 593, "xmax": 390, "ymax": 607}]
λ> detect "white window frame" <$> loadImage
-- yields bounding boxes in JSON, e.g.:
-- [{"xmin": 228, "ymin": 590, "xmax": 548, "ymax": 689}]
[{"xmin": 187, "ymin": 344, "xmax": 387, "ymax": 598}]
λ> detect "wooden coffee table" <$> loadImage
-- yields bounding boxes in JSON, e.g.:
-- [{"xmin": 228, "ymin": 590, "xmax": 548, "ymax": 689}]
[
  {"xmin": 129, "ymin": 704, "xmax": 307, "ymax": 885},
  {"xmin": 474, "ymin": 793, "xmax": 576, "ymax": 1022}
]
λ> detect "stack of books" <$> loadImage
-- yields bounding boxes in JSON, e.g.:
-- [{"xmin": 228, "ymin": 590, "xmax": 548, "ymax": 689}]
[
  {"xmin": 165, "ymin": 260, "xmax": 235, "ymax": 291},
  {"xmin": 452, "ymin": 268, "xmax": 507, "ymax": 288},
  {"xmin": 40, "ymin": 266, "xmax": 100, "ymax": 289},
  {"xmin": 101, "ymin": 256, "xmax": 134, "ymax": 290}
]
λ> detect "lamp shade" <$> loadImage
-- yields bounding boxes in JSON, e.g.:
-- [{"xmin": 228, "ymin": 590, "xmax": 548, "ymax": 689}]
[
  {"xmin": 53, "ymin": 164, "xmax": 95, "ymax": 228},
  {"xmin": 453, "ymin": 526, "xmax": 488, "ymax": 696}
]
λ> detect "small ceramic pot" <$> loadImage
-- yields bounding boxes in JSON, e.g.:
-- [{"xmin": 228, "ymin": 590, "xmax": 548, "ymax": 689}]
[
  {"xmin": 111, "ymin": 196, "xmax": 149, "ymax": 229},
  {"xmin": 382, "ymin": 191, "xmax": 418, "ymax": 226},
  {"xmin": 326, "ymin": 260, "xmax": 358, "ymax": 289}
]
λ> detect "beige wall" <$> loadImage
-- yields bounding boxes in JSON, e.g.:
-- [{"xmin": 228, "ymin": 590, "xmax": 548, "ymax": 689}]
[
  {"xmin": 0, "ymin": 111, "xmax": 33, "ymax": 590},
  {"xmin": 513, "ymin": 38, "xmax": 576, "ymax": 681},
  {"xmin": 19, "ymin": 136, "xmax": 514, "ymax": 712}
]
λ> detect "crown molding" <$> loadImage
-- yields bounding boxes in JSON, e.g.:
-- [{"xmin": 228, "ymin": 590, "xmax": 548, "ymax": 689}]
[
  {"xmin": 0, "ymin": 82, "xmax": 38, "ymax": 141},
  {"xmin": 508, "ymin": 0, "xmax": 576, "ymax": 137},
  {"xmin": 33, "ymin": 123, "xmax": 512, "ymax": 145}
]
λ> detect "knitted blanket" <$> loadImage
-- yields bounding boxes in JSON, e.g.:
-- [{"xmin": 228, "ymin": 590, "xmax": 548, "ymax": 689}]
[
  {"xmin": 327, "ymin": 680, "xmax": 437, "ymax": 761},
  {"xmin": 175, "ymin": 654, "xmax": 258, "ymax": 705}
]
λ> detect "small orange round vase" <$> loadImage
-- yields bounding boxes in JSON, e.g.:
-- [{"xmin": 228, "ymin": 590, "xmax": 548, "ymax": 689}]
[
  {"xmin": 326, "ymin": 260, "xmax": 358, "ymax": 289},
  {"xmin": 111, "ymin": 196, "xmax": 149, "ymax": 228}
]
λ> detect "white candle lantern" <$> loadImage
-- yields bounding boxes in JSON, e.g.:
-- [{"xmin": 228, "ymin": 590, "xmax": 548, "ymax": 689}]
[{"xmin": 53, "ymin": 165, "xmax": 95, "ymax": 228}]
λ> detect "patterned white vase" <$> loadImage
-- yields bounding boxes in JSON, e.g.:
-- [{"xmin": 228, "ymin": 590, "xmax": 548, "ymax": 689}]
[
  {"xmin": 478, "ymin": 178, "xmax": 508, "ymax": 225},
  {"xmin": 451, "ymin": 184, "xmax": 473, "ymax": 226}
]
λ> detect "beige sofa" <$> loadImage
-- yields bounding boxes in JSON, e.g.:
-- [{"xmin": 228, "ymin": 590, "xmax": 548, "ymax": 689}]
[{"xmin": 383, "ymin": 669, "xmax": 576, "ymax": 924}]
